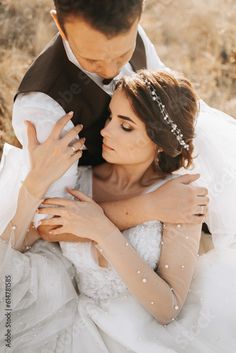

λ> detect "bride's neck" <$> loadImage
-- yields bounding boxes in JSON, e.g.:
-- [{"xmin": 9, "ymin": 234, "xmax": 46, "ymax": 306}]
[{"xmin": 95, "ymin": 162, "xmax": 161, "ymax": 192}]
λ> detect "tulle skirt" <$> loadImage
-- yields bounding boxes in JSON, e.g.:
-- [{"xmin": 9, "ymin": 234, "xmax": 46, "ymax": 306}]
[
  {"xmin": 1, "ymin": 239, "xmax": 236, "ymax": 353},
  {"xmin": 70, "ymin": 246, "xmax": 236, "ymax": 353}
]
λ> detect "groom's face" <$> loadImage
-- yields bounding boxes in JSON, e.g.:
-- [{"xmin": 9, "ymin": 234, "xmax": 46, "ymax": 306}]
[{"xmin": 52, "ymin": 11, "xmax": 139, "ymax": 79}]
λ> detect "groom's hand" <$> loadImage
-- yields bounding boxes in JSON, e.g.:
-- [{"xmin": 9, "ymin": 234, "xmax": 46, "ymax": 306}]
[{"xmin": 150, "ymin": 174, "xmax": 209, "ymax": 224}]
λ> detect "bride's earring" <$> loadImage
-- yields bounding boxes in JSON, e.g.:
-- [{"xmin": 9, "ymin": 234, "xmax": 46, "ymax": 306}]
[{"xmin": 154, "ymin": 150, "xmax": 161, "ymax": 169}]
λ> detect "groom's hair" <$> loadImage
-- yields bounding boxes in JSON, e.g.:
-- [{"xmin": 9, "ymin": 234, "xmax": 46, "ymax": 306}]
[{"xmin": 54, "ymin": 0, "xmax": 144, "ymax": 37}]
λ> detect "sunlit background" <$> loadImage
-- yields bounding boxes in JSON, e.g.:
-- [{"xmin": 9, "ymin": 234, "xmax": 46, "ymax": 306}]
[{"xmin": 0, "ymin": 0, "xmax": 235, "ymax": 155}]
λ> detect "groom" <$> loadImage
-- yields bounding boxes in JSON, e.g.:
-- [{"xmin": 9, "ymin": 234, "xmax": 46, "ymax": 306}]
[{"xmin": 12, "ymin": 0, "xmax": 211, "ymax": 239}]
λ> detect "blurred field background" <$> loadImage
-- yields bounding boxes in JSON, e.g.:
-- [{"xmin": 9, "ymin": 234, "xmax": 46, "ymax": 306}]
[{"xmin": 0, "ymin": 0, "xmax": 235, "ymax": 155}]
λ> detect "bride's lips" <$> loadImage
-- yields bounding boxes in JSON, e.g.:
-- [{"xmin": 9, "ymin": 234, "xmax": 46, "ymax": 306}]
[{"xmin": 102, "ymin": 143, "xmax": 114, "ymax": 151}]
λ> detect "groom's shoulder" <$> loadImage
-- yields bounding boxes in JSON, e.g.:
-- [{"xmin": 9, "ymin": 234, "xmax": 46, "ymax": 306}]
[{"xmin": 14, "ymin": 34, "xmax": 67, "ymax": 100}]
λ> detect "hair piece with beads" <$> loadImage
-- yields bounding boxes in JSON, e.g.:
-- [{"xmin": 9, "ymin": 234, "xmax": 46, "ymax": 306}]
[{"xmin": 116, "ymin": 70, "xmax": 199, "ymax": 174}]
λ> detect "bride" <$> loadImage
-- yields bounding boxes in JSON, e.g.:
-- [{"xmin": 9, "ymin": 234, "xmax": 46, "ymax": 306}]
[{"xmin": 1, "ymin": 70, "xmax": 236, "ymax": 353}]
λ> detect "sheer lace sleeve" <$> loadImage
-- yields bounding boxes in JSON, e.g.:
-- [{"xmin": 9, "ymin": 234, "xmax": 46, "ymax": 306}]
[
  {"xmin": 0, "ymin": 145, "xmax": 79, "ymax": 351},
  {"xmin": 0, "ymin": 180, "xmax": 78, "ymax": 351},
  {"xmin": 95, "ymin": 222, "xmax": 202, "ymax": 325},
  {"xmin": 155, "ymin": 222, "xmax": 202, "ymax": 323},
  {"xmin": 0, "ymin": 182, "xmax": 42, "ymax": 252}
]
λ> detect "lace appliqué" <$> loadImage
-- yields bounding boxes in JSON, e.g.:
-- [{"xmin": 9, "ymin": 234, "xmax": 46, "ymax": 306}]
[{"xmin": 61, "ymin": 221, "xmax": 162, "ymax": 302}]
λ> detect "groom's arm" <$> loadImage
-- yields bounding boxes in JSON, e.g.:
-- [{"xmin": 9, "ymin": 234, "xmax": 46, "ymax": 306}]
[
  {"xmin": 138, "ymin": 25, "xmax": 172, "ymax": 73},
  {"xmin": 13, "ymin": 92, "xmax": 71, "ymax": 150},
  {"xmin": 99, "ymin": 174, "xmax": 206, "ymax": 230}
]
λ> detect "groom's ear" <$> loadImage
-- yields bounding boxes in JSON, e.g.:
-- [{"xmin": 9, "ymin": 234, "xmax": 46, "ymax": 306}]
[{"xmin": 50, "ymin": 9, "xmax": 67, "ymax": 40}]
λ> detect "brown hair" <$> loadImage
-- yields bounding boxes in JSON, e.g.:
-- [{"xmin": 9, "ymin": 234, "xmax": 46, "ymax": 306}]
[
  {"xmin": 116, "ymin": 70, "xmax": 199, "ymax": 174},
  {"xmin": 54, "ymin": 0, "xmax": 144, "ymax": 37}
]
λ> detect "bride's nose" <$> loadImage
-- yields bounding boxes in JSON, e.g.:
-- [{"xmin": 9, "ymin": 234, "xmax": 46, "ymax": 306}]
[{"xmin": 101, "ymin": 119, "xmax": 112, "ymax": 137}]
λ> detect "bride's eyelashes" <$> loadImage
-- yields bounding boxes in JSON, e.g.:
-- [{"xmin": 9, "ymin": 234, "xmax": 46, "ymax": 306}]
[
  {"xmin": 121, "ymin": 121, "xmax": 133, "ymax": 132},
  {"xmin": 106, "ymin": 115, "xmax": 134, "ymax": 132}
]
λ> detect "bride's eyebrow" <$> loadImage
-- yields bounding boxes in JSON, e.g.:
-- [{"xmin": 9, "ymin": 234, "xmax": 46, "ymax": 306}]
[
  {"xmin": 108, "ymin": 106, "xmax": 136, "ymax": 125},
  {"xmin": 118, "ymin": 115, "xmax": 136, "ymax": 125}
]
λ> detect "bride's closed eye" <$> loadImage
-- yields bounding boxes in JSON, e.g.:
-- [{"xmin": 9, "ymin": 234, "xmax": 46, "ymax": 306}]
[
  {"xmin": 121, "ymin": 120, "xmax": 133, "ymax": 132},
  {"xmin": 106, "ymin": 115, "xmax": 133, "ymax": 132}
]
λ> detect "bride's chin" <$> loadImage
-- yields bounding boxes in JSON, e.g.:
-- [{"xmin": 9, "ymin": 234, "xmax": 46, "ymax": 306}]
[{"xmin": 102, "ymin": 152, "xmax": 115, "ymax": 163}]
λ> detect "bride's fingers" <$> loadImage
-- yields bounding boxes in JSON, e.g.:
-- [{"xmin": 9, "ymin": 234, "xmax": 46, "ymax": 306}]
[
  {"xmin": 39, "ymin": 217, "xmax": 63, "ymax": 226},
  {"xmin": 67, "ymin": 138, "xmax": 86, "ymax": 157},
  {"xmin": 49, "ymin": 227, "xmax": 65, "ymax": 235},
  {"xmin": 194, "ymin": 205, "xmax": 208, "ymax": 216},
  {"xmin": 25, "ymin": 120, "xmax": 39, "ymax": 149},
  {"xmin": 49, "ymin": 112, "xmax": 74, "ymax": 140},
  {"xmin": 191, "ymin": 215, "xmax": 206, "ymax": 224},
  {"xmin": 197, "ymin": 196, "xmax": 209, "ymax": 205},
  {"xmin": 69, "ymin": 138, "xmax": 86, "ymax": 152},
  {"xmin": 70, "ymin": 150, "xmax": 83, "ymax": 163},
  {"xmin": 61, "ymin": 123, "xmax": 83, "ymax": 146},
  {"xmin": 37, "ymin": 207, "xmax": 66, "ymax": 216},
  {"xmin": 196, "ymin": 187, "xmax": 208, "ymax": 197},
  {"xmin": 42, "ymin": 198, "xmax": 73, "ymax": 207},
  {"xmin": 66, "ymin": 188, "xmax": 93, "ymax": 202}
]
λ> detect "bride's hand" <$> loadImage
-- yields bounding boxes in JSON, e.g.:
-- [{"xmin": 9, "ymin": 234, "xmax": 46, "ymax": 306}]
[
  {"xmin": 37, "ymin": 189, "xmax": 117, "ymax": 244},
  {"xmin": 37, "ymin": 223, "xmax": 91, "ymax": 243},
  {"xmin": 24, "ymin": 112, "xmax": 85, "ymax": 197}
]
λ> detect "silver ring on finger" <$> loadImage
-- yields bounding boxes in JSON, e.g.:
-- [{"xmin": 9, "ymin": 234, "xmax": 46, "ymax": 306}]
[{"xmin": 71, "ymin": 145, "xmax": 77, "ymax": 154}]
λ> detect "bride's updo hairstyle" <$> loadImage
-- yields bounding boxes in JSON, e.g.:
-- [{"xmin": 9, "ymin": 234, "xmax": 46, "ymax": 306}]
[{"xmin": 116, "ymin": 70, "xmax": 199, "ymax": 173}]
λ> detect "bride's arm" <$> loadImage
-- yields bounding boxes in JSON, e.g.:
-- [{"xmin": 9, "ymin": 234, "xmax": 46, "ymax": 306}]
[
  {"xmin": 40, "ymin": 176, "xmax": 208, "ymax": 242},
  {"xmin": 37, "ymin": 189, "xmax": 202, "ymax": 324},
  {"xmin": 95, "ymin": 222, "xmax": 202, "ymax": 325},
  {"xmin": 1, "ymin": 165, "xmax": 81, "ymax": 251},
  {"xmin": 1, "ymin": 179, "xmax": 43, "ymax": 252},
  {"xmin": 1, "ymin": 112, "xmax": 86, "ymax": 250}
]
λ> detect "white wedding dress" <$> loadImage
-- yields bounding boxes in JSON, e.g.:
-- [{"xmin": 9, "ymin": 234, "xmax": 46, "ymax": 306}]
[{"xmin": 1, "ymin": 154, "xmax": 236, "ymax": 353}]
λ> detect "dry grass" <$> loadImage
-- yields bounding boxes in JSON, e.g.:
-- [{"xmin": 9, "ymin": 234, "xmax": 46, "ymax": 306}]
[{"xmin": 0, "ymin": 0, "xmax": 235, "ymax": 155}]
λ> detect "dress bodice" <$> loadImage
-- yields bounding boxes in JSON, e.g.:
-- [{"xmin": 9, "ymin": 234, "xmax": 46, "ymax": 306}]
[{"xmin": 60, "ymin": 166, "xmax": 167, "ymax": 302}]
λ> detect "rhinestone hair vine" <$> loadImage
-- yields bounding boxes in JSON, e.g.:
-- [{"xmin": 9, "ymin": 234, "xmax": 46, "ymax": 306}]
[{"xmin": 141, "ymin": 76, "xmax": 190, "ymax": 151}]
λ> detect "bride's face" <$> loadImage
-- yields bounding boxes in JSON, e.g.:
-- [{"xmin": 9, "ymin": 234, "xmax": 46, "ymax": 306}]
[{"xmin": 100, "ymin": 89, "xmax": 157, "ymax": 165}]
